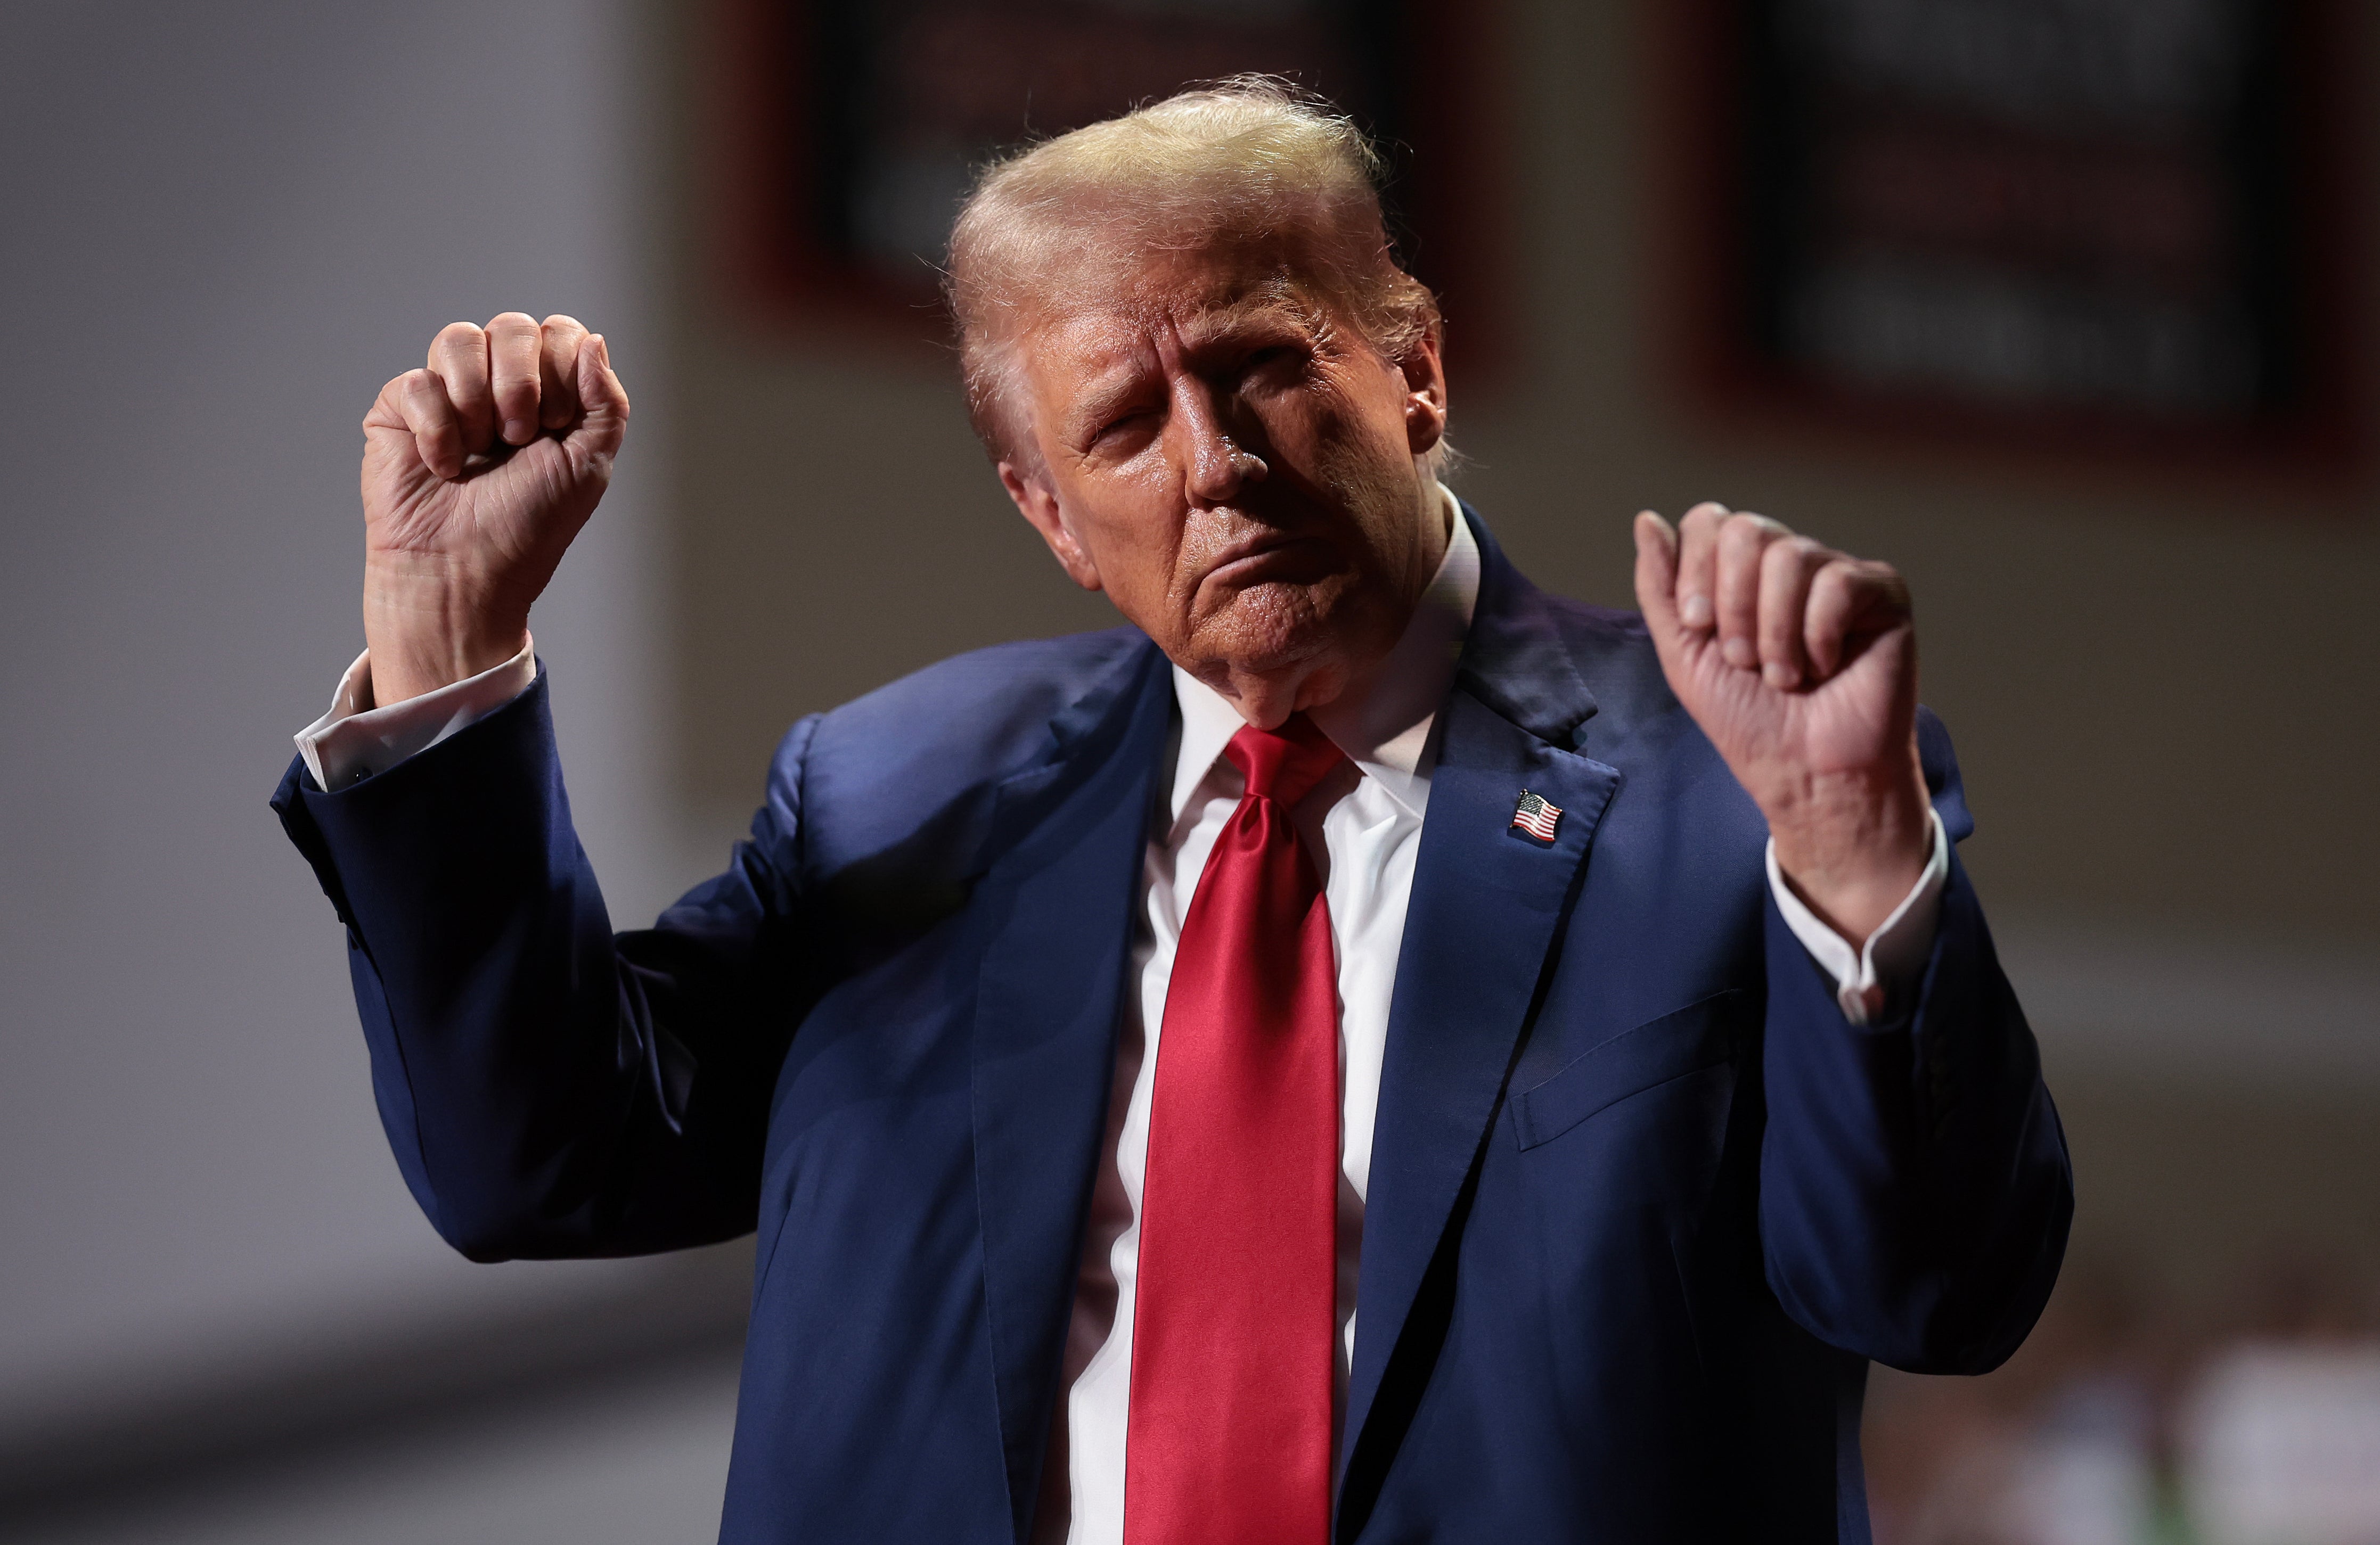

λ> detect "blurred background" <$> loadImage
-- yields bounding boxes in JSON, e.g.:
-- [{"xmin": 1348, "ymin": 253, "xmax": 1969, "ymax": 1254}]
[{"xmin": 2, "ymin": 1, "xmax": 2375, "ymax": 1541}]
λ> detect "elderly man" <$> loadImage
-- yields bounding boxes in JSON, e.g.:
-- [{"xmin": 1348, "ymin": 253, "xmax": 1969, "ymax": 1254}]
[{"xmin": 275, "ymin": 83, "xmax": 2068, "ymax": 1544}]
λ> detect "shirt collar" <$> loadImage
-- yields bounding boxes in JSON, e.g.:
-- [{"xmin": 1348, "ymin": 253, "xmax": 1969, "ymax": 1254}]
[{"xmin": 1167, "ymin": 483, "xmax": 1481, "ymax": 823}]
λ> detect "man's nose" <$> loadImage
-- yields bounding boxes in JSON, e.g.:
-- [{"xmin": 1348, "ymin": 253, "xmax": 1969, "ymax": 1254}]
[{"xmin": 1175, "ymin": 381, "xmax": 1267, "ymax": 506}]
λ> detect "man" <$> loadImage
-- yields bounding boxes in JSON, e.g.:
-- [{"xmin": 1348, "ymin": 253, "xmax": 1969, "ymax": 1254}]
[{"xmin": 275, "ymin": 83, "xmax": 2068, "ymax": 1543}]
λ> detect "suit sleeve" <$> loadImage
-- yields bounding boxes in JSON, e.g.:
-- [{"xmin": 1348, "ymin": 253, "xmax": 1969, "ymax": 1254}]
[
  {"xmin": 271, "ymin": 668, "xmax": 820, "ymax": 1262},
  {"xmin": 1753, "ymin": 708, "xmax": 2074, "ymax": 1374}
]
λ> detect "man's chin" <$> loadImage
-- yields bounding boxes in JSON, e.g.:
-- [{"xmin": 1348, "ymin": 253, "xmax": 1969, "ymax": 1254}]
[
  {"xmin": 1189, "ymin": 584, "xmax": 1343, "ymax": 669},
  {"xmin": 1172, "ymin": 585, "xmax": 1397, "ymax": 705}
]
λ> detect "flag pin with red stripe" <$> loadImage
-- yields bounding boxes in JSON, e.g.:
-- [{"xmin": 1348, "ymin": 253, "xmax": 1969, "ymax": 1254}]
[{"xmin": 1510, "ymin": 790, "xmax": 1563, "ymax": 843}]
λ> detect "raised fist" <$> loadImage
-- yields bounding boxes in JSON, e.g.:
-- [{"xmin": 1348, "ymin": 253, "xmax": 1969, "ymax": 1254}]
[
  {"xmin": 359, "ymin": 312, "xmax": 629, "ymax": 705},
  {"xmin": 1632, "ymin": 502, "xmax": 1932, "ymax": 944}
]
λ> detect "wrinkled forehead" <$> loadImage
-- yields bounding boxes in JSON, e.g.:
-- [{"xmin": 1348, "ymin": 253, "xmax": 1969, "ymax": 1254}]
[{"xmin": 1010, "ymin": 236, "xmax": 1330, "ymax": 376}]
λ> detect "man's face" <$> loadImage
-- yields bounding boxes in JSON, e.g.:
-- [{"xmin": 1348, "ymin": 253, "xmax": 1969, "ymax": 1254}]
[{"xmin": 998, "ymin": 240, "xmax": 1449, "ymax": 728}]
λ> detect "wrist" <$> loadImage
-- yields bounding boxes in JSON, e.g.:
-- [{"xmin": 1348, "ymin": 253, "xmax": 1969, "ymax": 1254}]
[
  {"xmin": 362, "ymin": 556, "xmax": 529, "ymax": 706},
  {"xmin": 1765, "ymin": 762, "xmax": 1932, "ymax": 947}
]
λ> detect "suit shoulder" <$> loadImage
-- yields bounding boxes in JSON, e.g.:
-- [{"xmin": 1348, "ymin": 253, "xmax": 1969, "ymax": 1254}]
[
  {"xmin": 1537, "ymin": 593, "xmax": 1676, "ymax": 727},
  {"xmin": 759, "ymin": 626, "xmax": 1157, "ymax": 868},
  {"xmin": 778, "ymin": 625, "xmax": 1150, "ymax": 775},
  {"xmin": 1542, "ymin": 593, "xmax": 1654, "ymax": 651}
]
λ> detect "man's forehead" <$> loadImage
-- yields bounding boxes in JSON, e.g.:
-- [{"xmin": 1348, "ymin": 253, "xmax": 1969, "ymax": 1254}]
[
  {"xmin": 1024, "ymin": 258, "xmax": 1315, "ymax": 367},
  {"xmin": 1045, "ymin": 288, "xmax": 1298, "ymax": 352}
]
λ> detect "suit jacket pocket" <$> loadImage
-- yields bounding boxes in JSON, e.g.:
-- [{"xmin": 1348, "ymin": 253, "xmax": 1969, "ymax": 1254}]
[{"xmin": 1511, "ymin": 989, "xmax": 1749, "ymax": 1150}]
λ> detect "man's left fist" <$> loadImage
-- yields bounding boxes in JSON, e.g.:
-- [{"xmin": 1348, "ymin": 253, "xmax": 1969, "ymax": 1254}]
[{"xmin": 1632, "ymin": 502, "xmax": 1932, "ymax": 945}]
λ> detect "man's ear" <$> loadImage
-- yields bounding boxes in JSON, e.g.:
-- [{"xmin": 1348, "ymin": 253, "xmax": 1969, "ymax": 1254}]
[
  {"xmin": 1400, "ymin": 322, "xmax": 1449, "ymax": 457},
  {"xmin": 999, "ymin": 462, "xmax": 1104, "ymax": 592}
]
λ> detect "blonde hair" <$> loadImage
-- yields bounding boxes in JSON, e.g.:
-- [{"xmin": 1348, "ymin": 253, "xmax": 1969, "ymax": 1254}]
[{"xmin": 945, "ymin": 77, "xmax": 1445, "ymax": 475}]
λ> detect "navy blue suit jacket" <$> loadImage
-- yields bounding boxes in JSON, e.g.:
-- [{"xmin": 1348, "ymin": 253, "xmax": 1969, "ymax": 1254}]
[{"xmin": 273, "ymin": 509, "xmax": 2071, "ymax": 1542}]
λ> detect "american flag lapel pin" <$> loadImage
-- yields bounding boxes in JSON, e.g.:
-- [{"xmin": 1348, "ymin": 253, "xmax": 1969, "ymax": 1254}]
[{"xmin": 1510, "ymin": 790, "xmax": 1563, "ymax": 844}]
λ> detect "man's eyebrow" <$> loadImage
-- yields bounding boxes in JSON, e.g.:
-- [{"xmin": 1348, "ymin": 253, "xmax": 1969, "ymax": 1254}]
[{"xmin": 1176, "ymin": 297, "xmax": 1314, "ymax": 351}]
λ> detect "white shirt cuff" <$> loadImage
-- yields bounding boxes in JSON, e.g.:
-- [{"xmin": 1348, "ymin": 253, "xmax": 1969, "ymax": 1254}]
[
  {"xmin": 293, "ymin": 637, "xmax": 538, "ymax": 791},
  {"xmin": 1764, "ymin": 810, "xmax": 1950, "ymax": 1027}
]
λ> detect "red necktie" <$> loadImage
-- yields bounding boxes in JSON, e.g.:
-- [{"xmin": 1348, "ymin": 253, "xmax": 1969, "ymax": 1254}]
[{"xmin": 1125, "ymin": 713, "xmax": 1346, "ymax": 1545}]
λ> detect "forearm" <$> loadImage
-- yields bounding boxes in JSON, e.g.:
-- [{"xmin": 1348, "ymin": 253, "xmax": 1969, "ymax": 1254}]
[
  {"xmin": 1754, "ymin": 858, "xmax": 2073, "ymax": 1374},
  {"xmin": 275, "ymin": 673, "xmax": 783, "ymax": 1258}
]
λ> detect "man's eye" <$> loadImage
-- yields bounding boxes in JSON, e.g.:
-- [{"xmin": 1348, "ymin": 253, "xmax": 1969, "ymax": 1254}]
[
  {"xmin": 1239, "ymin": 346, "xmax": 1307, "ymax": 387},
  {"xmin": 1094, "ymin": 409, "xmax": 1151, "ymax": 442}
]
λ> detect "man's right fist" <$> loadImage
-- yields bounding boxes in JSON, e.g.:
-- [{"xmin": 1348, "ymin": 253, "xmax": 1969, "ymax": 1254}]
[{"xmin": 359, "ymin": 312, "xmax": 629, "ymax": 705}]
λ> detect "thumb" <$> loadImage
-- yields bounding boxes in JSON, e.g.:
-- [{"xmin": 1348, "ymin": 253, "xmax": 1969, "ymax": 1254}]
[
  {"xmin": 1632, "ymin": 510, "xmax": 1684, "ymax": 646},
  {"xmin": 566, "ymin": 333, "xmax": 629, "ymax": 467}
]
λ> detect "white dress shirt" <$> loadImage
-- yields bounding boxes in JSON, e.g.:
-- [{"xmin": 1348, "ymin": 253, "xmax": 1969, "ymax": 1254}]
[{"xmin": 296, "ymin": 487, "xmax": 1948, "ymax": 1545}]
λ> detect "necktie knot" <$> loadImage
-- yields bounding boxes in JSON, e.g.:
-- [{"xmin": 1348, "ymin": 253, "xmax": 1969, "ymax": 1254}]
[{"xmin": 1224, "ymin": 714, "xmax": 1346, "ymax": 809}]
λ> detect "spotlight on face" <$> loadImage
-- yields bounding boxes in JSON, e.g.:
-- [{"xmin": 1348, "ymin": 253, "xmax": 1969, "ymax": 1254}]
[
  {"xmin": 946, "ymin": 79, "xmax": 1453, "ymax": 729},
  {"xmin": 997, "ymin": 240, "xmax": 1448, "ymax": 729}
]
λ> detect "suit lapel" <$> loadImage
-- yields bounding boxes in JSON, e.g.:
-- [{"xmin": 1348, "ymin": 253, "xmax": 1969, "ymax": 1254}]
[
  {"xmin": 1339, "ymin": 513, "xmax": 1623, "ymax": 1502},
  {"xmin": 970, "ymin": 642, "xmax": 1173, "ymax": 1543}
]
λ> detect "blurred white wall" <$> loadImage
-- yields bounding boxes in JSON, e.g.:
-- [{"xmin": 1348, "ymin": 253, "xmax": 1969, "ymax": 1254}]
[{"xmin": 0, "ymin": 0, "xmax": 714, "ymax": 1458}]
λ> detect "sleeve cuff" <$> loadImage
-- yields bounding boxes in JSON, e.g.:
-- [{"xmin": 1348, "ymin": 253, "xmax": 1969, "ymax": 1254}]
[
  {"xmin": 1765, "ymin": 809, "xmax": 1950, "ymax": 1028},
  {"xmin": 293, "ymin": 637, "xmax": 539, "ymax": 791}
]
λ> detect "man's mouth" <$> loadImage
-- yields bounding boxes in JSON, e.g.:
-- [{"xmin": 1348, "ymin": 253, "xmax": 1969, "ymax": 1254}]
[{"xmin": 1202, "ymin": 530, "xmax": 1328, "ymax": 589}]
